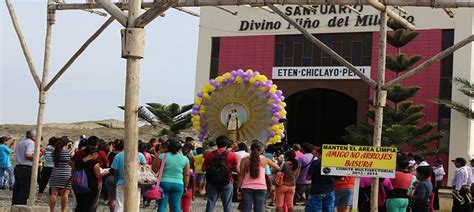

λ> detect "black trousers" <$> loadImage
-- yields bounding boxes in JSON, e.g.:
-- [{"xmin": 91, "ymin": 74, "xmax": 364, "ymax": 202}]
[
  {"xmin": 453, "ymin": 188, "xmax": 472, "ymax": 212},
  {"xmin": 12, "ymin": 165, "xmax": 32, "ymax": 205},
  {"xmin": 433, "ymin": 181, "xmax": 441, "ymax": 210},
  {"xmin": 38, "ymin": 166, "xmax": 53, "ymax": 194}
]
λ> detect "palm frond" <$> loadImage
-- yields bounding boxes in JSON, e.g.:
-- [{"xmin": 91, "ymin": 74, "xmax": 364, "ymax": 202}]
[{"xmin": 434, "ymin": 99, "xmax": 474, "ymax": 119}]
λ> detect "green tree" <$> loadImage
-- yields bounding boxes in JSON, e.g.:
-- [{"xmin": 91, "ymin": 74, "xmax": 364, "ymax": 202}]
[
  {"xmin": 342, "ymin": 20, "xmax": 445, "ymax": 155},
  {"xmin": 120, "ymin": 103, "xmax": 193, "ymax": 137},
  {"xmin": 434, "ymin": 77, "xmax": 474, "ymax": 119}
]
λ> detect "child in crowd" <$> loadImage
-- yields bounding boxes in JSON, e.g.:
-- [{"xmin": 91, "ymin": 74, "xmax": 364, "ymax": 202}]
[
  {"xmin": 410, "ymin": 166, "xmax": 433, "ymax": 212},
  {"xmin": 194, "ymin": 147, "xmax": 205, "ymax": 194}
]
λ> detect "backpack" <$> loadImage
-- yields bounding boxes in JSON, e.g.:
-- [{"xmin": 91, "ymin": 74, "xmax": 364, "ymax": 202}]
[
  {"xmin": 71, "ymin": 169, "xmax": 89, "ymax": 193},
  {"xmin": 206, "ymin": 150, "xmax": 230, "ymax": 187}
]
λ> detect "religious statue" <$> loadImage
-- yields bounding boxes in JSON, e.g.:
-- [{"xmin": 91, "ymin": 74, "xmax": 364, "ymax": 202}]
[{"xmin": 226, "ymin": 103, "xmax": 240, "ymax": 142}]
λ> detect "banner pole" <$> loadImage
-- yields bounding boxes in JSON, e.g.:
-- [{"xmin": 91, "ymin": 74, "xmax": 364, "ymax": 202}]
[{"xmin": 352, "ymin": 177, "xmax": 361, "ymax": 212}]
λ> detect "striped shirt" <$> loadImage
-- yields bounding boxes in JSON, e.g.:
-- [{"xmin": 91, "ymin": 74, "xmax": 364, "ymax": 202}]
[{"xmin": 43, "ymin": 145, "xmax": 55, "ymax": 168}]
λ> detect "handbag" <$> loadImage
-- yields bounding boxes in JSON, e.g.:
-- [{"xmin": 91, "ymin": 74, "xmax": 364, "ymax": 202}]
[
  {"xmin": 138, "ymin": 165, "xmax": 157, "ymax": 187},
  {"xmin": 142, "ymin": 154, "xmax": 166, "ymax": 200},
  {"xmin": 273, "ymin": 159, "xmax": 285, "ymax": 186}
]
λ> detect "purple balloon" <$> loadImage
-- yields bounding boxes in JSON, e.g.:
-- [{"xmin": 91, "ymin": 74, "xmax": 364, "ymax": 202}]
[
  {"xmin": 237, "ymin": 69, "xmax": 244, "ymax": 76},
  {"xmin": 192, "ymin": 110, "xmax": 199, "ymax": 115},
  {"xmin": 193, "ymin": 105, "xmax": 199, "ymax": 109},
  {"xmin": 273, "ymin": 112, "xmax": 279, "ymax": 117},
  {"xmin": 230, "ymin": 76, "xmax": 235, "ymax": 82},
  {"xmin": 197, "ymin": 92, "xmax": 203, "ymax": 97},
  {"xmin": 231, "ymin": 70, "xmax": 237, "ymax": 76},
  {"xmin": 265, "ymin": 93, "xmax": 271, "ymax": 98},
  {"xmin": 265, "ymin": 84, "xmax": 271, "ymax": 89},
  {"xmin": 276, "ymin": 90, "xmax": 283, "ymax": 96},
  {"xmin": 269, "ymin": 131, "xmax": 276, "ymax": 137},
  {"xmin": 280, "ymin": 96, "xmax": 285, "ymax": 101},
  {"xmin": 243, "ymin": 77, "xmax": 250, "ymax": 83},
  {"xmin": 272, "ymin": 120, "xmax": 279, "ymax": 125},
  {"xmin": 268, "ymin": 80, "xmax": 273, "ymax": 85},
  {"xmin": 254, "ymin": 71, "xmax": 260, "ymax": 75},
  {"xmin": 281, "ymin": 134, "xmax": 285, "ymax": 138}
]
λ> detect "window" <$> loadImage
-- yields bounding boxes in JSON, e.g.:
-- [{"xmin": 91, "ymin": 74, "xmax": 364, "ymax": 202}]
[
  {"xmin": 275, "ymin": 32, "xmax": 373, "ymax": 67},
  {"xmin": 438, "ymin": 29, "xmax": 454, "ymax": 149},
  {"xmin": 209, "ymin": 37, "xmax": 220, "ymax": 79}
]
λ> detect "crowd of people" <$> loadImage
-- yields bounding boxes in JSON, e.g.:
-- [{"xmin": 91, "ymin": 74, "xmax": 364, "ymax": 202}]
[{"xmin": 1, "ymin": 130, "xmax": 474, "ymax": 211}]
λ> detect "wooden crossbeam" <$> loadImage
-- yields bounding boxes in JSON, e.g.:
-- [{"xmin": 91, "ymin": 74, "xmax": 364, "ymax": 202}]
[
  {"xmin": 5, "ymin": 0, "xmax": 42, "ymax": 90},
  {"xmin": 383, "ymin": 34, "xmax": 474, "ymax": 88},
  {"xmin": 134, "ymin": 1, "xmax": 177, "ymax": 27},
  {"xmin": 45, "ymin": 17, "xmax": 114, "ymax": 91},
  {"xmin": 50, "ymin": 0, "xmax": 474, "ymax": 10},
  {"xmin": 96, "ymin": 0, "xmax": 127, "ymax": 26}
]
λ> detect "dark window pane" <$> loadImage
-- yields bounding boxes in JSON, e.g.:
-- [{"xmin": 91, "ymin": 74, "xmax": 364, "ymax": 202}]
[
  {"xmin": 284, "ymin": 59, "xmax": 293, "ymax": 66},
  {"xmin": 295, "ymin": 35, "xmax": 304, "ymax": 44},
  {"xmin": 284, "ymin": 39, "xmax": 294, "ymax": 58},
  {"xmin": 343, "ymin": 34, "xmax": 352, "ymax": 58},
  {"xmin": 275, "ymin": 43, "xmax": 284, "ymax": 66},
  {"xmin": 210, "ymin": 59, "xmax": 219, "ymax": 79},
  {"xmin": 352, "ymin": 42, "xmax": 361, "ymax": 66},
  {"xmin": 303, "ymin": 58, "xmax": 312, "ymax": 66},
  {"xmin": 294, "ymin": 44, "xmax": 303, "ymax": 66},
  {"xmin": 313, "ymin": 47, "xmax": 321, "ymax": 66},
  {"xmin": 362, "ymin": 33, "xmax": 372, "ymax": 56},
  {"xmin": 211, "ymin": 37, "xmax": 220, "ymax": 58},
  {"xmin": 322, "ymin": 58, "xmax": 331, "ymax": 66},
  {"xmin": 303, "ymin": 38, "xmax": 312, "ymax": 57},
  {"xmin": 361, "ymin": 56, "xmax": 370, "ymax": 66}
]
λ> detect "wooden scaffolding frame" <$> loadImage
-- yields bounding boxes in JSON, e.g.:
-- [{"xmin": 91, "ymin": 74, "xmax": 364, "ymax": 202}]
[{"xmin": 5, "ymin": 0, "xmax": 474, "ymax": 211}]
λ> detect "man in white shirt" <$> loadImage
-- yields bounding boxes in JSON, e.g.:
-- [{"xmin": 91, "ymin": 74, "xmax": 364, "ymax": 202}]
[
  {"xmin": 452, "ymin": 157, "xmax": 472, "ymax": 211},
  {"xmin": 432, "ymin": 159, "xmax": 445, "ymax": 210}
]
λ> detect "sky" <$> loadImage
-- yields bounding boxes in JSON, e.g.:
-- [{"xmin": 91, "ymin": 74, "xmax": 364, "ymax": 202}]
[{"xmin": 1, "ymin": 1, "xmax": 200, "ymax": 124}]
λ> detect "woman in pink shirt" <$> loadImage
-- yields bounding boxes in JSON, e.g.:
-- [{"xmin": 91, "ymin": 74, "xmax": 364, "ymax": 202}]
[{"xmin": 238, "ymin": 141, "xmax": 279, "ymax": 212}]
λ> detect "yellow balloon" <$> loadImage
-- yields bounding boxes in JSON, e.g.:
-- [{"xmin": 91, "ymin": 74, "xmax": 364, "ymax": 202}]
[
  {"xmin": 271, "ymin": 85, "xmax": 277, "ymax": 90},
  {"xmin": 202, "ymin": 93, "xmax": 210, "ymax": 99},
  {"xmin": 276, "ymin": 129, "xmax": 283, "ymax": 135},
  {"xmin": 259, "ymin": 87, "xmax": 267, "ymax": 92},
  {"xmin": 249, "ymin": 77, "xmax": 256, "ymax": 84},
  {"xmin": 215, "ymin": 76, "xmax": 224, "ymax": 83},
  {"xmin": 194, "ymin": 98, "xmax": 202, "ymax": 105},
  {"xmin": 269, "ymin": 88, "xmax": 276, "ymax": 94},
  {"xmin": 199, "ymin": 108, "xmax": 206, "ymax": 114},
  {"xmin": 223, "ymin": 73, "xmax": 231, "ymax": 79},
  {"xmin": 267, "ymin": 99, "xmax": 275, "ymax": 104},
  {"xmin": 271, "ymin": 125, "xmax": 279, "ymax": 131},
  {"xmin": 245, "ymin": 69, "xmax": 253, "ymax": 74},
  {"xmin": 274, "ymin": 135, "xmax": 281, "ymax": 141},
  {"xmin": 279, "ymin": 102, "xmax": 287, "ymax": 107},
  {"xmin": 234, "ymin": 76, "xmax": 243, "ymax": 84},
  {"xmin": 208, "ymin": 85, "xmax": 216, "ymax": 92},
  {"xmin": 261, "ymin": 75, "xmax": 268, "ymax": 82}
]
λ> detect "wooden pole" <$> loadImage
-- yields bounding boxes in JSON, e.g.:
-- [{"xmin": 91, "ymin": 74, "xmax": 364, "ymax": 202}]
[
  {"xmin": 383, "ymin": 34, "xmax": 474, "ymax": 89},
  {"xmin": 5, "ymin": 0, "xmax": 41, "ymax": 90},
  {"xmin": 96, "ymin": 0, "xmax": 128, "ymax": 26},
  {"xmin": 123, "ymin": 0, "xmax": 143, "ymax": 211},
  {"xmin": 366, "ymin": 0, "xmax": 415, "ymax": 30},
  {"xmin": 45, "ymin": 17, "xmax": 115, "ymax": 91},
  {"xmin": 28, "ymin": 1, "xmax": 55, "ymax": 205},
  {"xmin": 370, "ymin": 10, "xmax": 387, "ymax": 212},
  {"xmin": 173, "ymin": 7, "xmax": 201, "ymax": 17},
  {"xmin": 51, "ymin": 0, "xmax": 474, "ymax": 10},
  {"xmin": 266, "ymin": 3, "xmax": 377, "ymax": 88}
]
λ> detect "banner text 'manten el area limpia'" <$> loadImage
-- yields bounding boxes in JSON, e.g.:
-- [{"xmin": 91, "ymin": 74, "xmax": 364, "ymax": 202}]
[{"xmin": 321, "ymin": 144, "xmax": 397, "ymax": 178}]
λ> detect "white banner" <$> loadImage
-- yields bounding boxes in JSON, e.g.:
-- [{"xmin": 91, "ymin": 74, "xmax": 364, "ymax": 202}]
[
  {"xmin": 272, "ymin": 66, "xmax": 371, "ymax": 80},
  {"xmin": 321, "ymin": 167, "xmax": 395, "ymax": 178}
]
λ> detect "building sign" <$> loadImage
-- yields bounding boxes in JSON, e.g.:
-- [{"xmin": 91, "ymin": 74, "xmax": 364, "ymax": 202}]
[
  {"xmin": 321, "ymin": 144, "xmax": 397, "ymax": 178},
  {"xmin": 238, "ymin": 5, "xmax": 414, "ymax": 31},
  {"xmin": 272, "ymin": 66, "xmax": 370, "ymax": 80}
]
